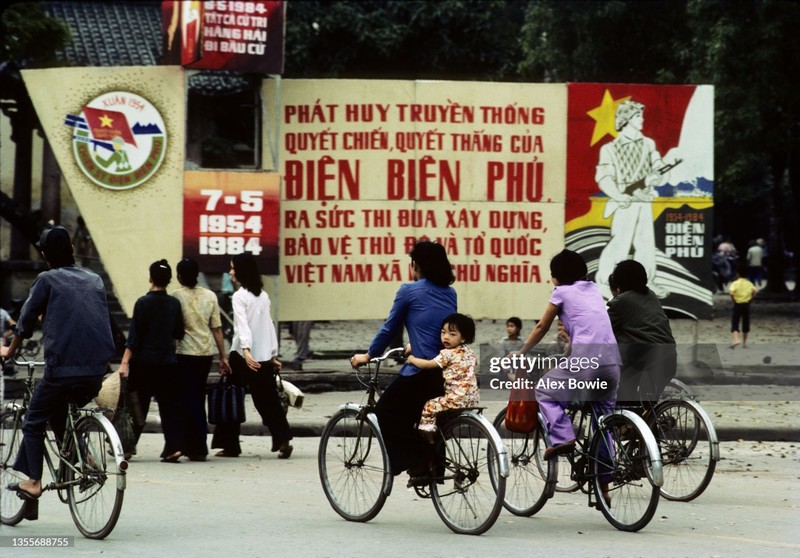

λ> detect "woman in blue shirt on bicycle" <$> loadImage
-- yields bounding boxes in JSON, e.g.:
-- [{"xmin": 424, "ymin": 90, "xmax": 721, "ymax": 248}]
[{"xmin": 351, "ymin": 240, "xmax": 457, "ymax": 477}]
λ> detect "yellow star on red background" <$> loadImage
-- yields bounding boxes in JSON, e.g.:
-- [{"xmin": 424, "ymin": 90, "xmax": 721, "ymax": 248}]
[
  {"xmin": 587, "ymin": 90, "xmax": 630, "ymax": 146},
  {"xmin": 99, "ymin": 114, "xmax": 113, "ymax": 127}
]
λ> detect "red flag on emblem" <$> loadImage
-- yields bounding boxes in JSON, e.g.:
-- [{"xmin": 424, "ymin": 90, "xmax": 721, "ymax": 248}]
[{"xmin": 81, "ymin": 106, "xmax": 138, "ymax": 147}]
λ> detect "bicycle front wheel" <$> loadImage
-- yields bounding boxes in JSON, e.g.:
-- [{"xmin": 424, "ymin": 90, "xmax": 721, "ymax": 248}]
[
  {"xmin": 66, "ymin": 415, "xmax": 125, "ymax": 539},
  {"xmin": 590, "ymin": 413, "xmax": 659, "ymax": 532},
  {"xmin": 492, "ymin": 408, "xmax": 554, "ymax": 516},
  {"xmin": 431, "ymin": 414, "xmax": 505, "ymax": 535},
  {"xmin": 652, "ymin": 399, "xmax": 717, "ymax": 501},
  {"xmin": 318, "ymin": 408, "xmax": 390, "ymax": 522},
  {"xmin": 0, "ymin": 411, "xmax": 27, "ymax": 526}
]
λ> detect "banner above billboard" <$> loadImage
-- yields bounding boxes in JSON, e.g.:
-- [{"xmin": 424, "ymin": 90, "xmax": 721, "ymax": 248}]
[{"xmin": 162, "ymin": 0, "xmax": 285, "ymax": 73}]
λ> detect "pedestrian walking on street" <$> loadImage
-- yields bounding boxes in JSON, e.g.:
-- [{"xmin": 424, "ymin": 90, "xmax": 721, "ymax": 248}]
[
  {"xmin": 212, "ymin": 253, "xmax": 293, "ymax": 459},
  {"xmin": 746, "ymin": 239, "xmax": 765, "ymax": 287},
  {"xmin": 118, "ymin": 260, "xmax": 185, "ymax": 462},
  {"xmin": 729, "ymin": 264, "xmax": 758, "ymax": 349},
  {"xmin": 283, "ymin": 321, "xmax": 314, "ymax": 370},
  {"xmin": 173, "ymin": 258, "xmax": 231, "ymax": 462}
]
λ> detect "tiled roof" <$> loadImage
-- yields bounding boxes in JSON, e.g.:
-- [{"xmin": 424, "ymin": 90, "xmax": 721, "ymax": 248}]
[
  {"xmin": 43, "ymin": 1, "xmax": 248, "ymax": 94},
  {"xmin": 45, "ymin": 1, "xmax": 163, "ymax": 67}
]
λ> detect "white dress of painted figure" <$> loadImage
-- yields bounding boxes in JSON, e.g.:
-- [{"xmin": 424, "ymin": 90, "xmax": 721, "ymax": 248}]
[{"xmin": 596, "ymin": 101, "xmax": 669, "ymax": 299}]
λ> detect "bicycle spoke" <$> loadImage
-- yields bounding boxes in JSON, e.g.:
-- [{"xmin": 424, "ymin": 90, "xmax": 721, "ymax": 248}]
[
  {"xmin": 67, "ymin": 416, "xmax": 124, "ymax": 539},
  {"xmin": 318, "ymin": 409, "xmax": 389, "ymax": 522},
  {"xmin": 431, "ymin": 415, "xmax": 505, "ymax": 535},
  {"xmin": 1, "ymin": 412, "xmax": 27, "ymax": 525},
  {"xmin": 492, "ymin": 408, "xmax": 554, "ymax": 516}
]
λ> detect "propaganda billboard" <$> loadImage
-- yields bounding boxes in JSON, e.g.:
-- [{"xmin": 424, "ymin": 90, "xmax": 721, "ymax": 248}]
[
  {"xmin": 264, "ymin": 80, "xmax": 568, "ymax": 321},
  {"xmin": 565, "ymin": 84, "xmax": 714, "ymax": 319}
]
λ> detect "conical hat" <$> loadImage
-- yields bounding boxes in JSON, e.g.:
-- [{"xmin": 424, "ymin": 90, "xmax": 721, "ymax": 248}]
[{"xmin": 94, "ymin": 370, "xmax": 120, "ymax": 419}]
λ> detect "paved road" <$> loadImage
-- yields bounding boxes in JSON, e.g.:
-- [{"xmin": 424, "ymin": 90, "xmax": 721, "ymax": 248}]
[{"xmin": 4, "ymin": 435, "xmax": 798, "ymax": 558}]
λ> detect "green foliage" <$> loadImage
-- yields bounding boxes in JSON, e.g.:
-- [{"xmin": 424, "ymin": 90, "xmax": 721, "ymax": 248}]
[
  {"xmin": 284, "ymin": 0, "xmax": 524, "ymax": 81},
  {"xmin": 517, "ymin": 0, "xmax": 690, "ymax": 83},
  {"xmin": 0, "ymin": 2, "xmax": 70, "ymax": 67}
]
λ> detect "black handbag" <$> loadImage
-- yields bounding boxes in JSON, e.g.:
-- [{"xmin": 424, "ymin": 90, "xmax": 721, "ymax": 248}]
[
  {"xmin": 112, "ymin": 377, "xmax": 137, "ymax": 454},
  {"xmin": 207, "ymin": 376, "xmax": 246, "ymax": 424}
]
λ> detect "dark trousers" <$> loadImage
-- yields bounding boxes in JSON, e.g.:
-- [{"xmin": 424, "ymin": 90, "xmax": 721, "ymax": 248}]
[
  {"xmin": 177, "ymin": 354, "xmax": 213, "ymax": 457},
  {"xmin": 731, "ymin": 302, "xmax": 751, "ymax": 333},
  {"xmin": 14, "ymin": 375, "xmax": 102, "ymax": 480},
  {"xmin": 375, "ymin": 370, "xmax": 444, "ymax": 475},
  {"xmin": 211, "ymin": 352, "xmax": 291, "ymax": 454},
  {"xmin": 618, "ymin": 344, "xmax": 678, "ymax": 404},
  {"xmin": 128, "ymin": 361, "xmax": 185, "ymax": 458}
]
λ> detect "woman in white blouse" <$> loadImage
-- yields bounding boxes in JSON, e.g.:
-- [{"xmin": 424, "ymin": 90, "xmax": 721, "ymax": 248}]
[{"xmin": 211, "ymin": 253, "xmax": 293, "ymax": 459}]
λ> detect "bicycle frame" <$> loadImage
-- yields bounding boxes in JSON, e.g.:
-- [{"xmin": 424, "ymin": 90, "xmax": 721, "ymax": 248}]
[
  {"xmin": 452, "ymin": 409, "xmax": 510, "ymax": 479},
  {"xmin": 568, "ymin": 404, "xmax": 663, "ymax": 491},
  {"xmin": 40, "ymin": 408, "xmax": 128, "ymax": 494},
  {"xmin": 8, "ymin": 360, "xmax": 128, "ymax": 493}
]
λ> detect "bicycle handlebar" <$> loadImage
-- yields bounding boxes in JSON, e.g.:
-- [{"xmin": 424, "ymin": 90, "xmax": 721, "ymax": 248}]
[
  {"xmin": 370, "ymin": 347, "xmax": 405, "ymax": 363},
  {"xmin": 11, "ymin": 358, "xmax": 46, "ymax": 367}
]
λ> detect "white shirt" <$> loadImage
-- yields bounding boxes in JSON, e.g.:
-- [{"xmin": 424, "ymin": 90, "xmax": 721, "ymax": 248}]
[{"xmin": 230, "ymin": 287, "xmax": 278, "ymax": 362}]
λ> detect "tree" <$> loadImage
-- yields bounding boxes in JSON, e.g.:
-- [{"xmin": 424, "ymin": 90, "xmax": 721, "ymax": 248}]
[
  {"xmin": 685, "ymin": 0, "xmax": 800, "ymax": 293},
  {"xmin": 284, "ymin": 0, "xmax": 525, "ymax": 81},
  {"xmin": 0, "ymin": 1, "xmax": 70, "ymax": 67},
  {"xmin": 514, "ymin": 0, "xmax": 798, "ymax": 294}
]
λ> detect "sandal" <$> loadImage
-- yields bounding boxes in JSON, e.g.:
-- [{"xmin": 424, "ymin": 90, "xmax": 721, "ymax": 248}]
[
  {"xmin": 160, "ymin": 452, "xmax": 182, "ymax": 463},
  {"xmin": 8, "ymin": 482, "xmax": 42, "ymax": 500},
  {"xmin": 277, "ymin": 443, "xmax": 293, "ymax": 459},
  {"xmin": 543, "ymin": 439, "xmax": 576, "ymax": 461},
  {"xmin": 214, "ymin": 450, "xmax": 240, "ymax": 458}
]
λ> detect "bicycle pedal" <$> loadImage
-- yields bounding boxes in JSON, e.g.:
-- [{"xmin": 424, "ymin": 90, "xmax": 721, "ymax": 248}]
[
  {"xmin": 24, "ymin": 499, "xmax": 39, "ymax": 521},
  {"xmin": 406, "ymin": 476, "xmax": 430, "ymax": 488}
]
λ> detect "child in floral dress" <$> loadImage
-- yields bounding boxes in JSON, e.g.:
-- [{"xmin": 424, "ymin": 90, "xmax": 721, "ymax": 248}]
[{"xmin": 407, "ymin": 313, "xmax": 479, "ymax": 443}]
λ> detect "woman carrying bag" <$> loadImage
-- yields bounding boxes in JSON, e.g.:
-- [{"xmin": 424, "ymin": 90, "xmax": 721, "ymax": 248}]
[{"xmin": 211, "ymin": 253, "xmax": 293, "ymax": 459}]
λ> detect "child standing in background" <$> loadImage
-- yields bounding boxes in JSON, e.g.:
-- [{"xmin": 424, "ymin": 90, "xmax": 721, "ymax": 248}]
[
  {"xmin": 499, "ymin": 317, "xmax": 523, "ymax": 354},
  {"xmin": 729, "ymin": 265, "xmax": 757, "ymax": 349}
]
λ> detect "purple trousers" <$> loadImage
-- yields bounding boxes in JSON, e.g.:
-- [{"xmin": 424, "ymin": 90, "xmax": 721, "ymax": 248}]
[{"xmin": 535, "ymin": 364, "xmax": 619, "ymax": 445}]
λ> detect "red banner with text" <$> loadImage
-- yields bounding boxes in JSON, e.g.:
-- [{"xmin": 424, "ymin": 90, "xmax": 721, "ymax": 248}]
[{"xmin": 183, "ymin": 170, "xmax": 280, "ymax": 274}]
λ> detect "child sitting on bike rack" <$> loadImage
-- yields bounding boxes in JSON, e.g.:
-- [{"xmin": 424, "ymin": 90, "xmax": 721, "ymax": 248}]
[
  {"xmin": 514, "ymin": 250, "xmax": 621, "ymax": 462},
  {"xmin": 406, "ymin": 313, "xmax": 480, "ymax": 445}
]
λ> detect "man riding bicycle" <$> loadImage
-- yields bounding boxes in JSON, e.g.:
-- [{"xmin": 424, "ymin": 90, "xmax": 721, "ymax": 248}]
[{"xmin": 1, "ymin": 226, "xmax": 115, "ymax": 513}]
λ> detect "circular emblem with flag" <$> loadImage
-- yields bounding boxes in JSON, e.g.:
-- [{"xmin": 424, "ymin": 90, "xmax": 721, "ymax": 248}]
[{"xmin": 66, "ymin": 91, "xmax": 167, "ymax": 190}]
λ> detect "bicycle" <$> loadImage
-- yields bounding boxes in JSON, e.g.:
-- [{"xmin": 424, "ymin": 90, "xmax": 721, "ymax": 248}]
[
  {"xmin": 494, "ymin": 397, "xmax": 663, "ymax": 532},
  {"xmin": 536, "ymin": 377, "xmax": 716, "ymax": 502},
  {"xmin": 0, "ymin": 359, "xmax": 127, "ymax": 539},
  {"xmin": 626, "ymin": 393, "xmax": 719, "ymax": 502},
  {"xmin": 318, "ymin": 347, "xmax": 510, "ymax": 535}
]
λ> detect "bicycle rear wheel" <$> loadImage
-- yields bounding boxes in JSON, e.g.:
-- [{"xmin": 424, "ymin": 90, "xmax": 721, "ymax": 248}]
[
  {"xmin": 0, "ymin": 411, "xmax": 27, "ymax": 526},
  {"xmin": 431, "ymin": 414, "xmax": 505, "ymax": 535},
  {"xmin": 492, "ymin": 408, "xmax": 554, "ymax": 516},
  {"xmin": 66, "ymin": 415, "xmax": 125, "ymax": 539},
  {"xmin": 318, "ymin": 408, "xmax": 390, "ymax": 522},
  {"xmin": 652, "ymin": 399, "xmax": 717, "ymax": 501},
  {"xmin": 590, "ymin": 413, "xmax": 659, "ymax": 532}
]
